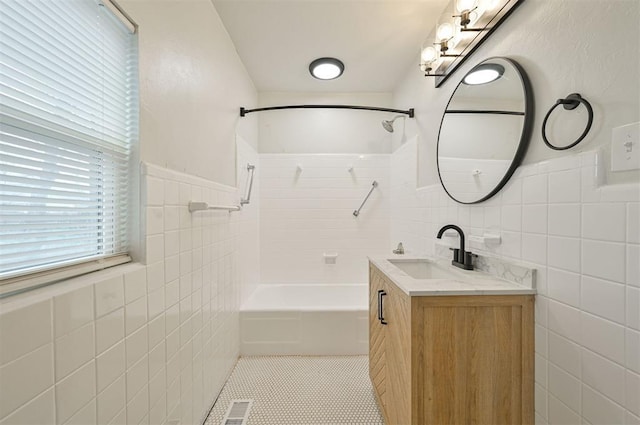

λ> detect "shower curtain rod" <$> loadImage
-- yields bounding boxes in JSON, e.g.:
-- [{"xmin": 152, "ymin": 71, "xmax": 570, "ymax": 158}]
[{"xmin": 239, "ymin": 105, "xmax": 414, "ymax": 117}]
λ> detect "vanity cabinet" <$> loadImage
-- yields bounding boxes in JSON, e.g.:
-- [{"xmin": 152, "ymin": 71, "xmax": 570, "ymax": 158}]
[{"xmin": 369, "ymin": 263, "xmax": 534, "ymax": 425}]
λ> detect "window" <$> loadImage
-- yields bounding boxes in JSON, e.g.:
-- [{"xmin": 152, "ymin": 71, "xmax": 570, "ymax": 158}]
[{"xmin": 0, "ymin": 0, "xmax": 138, "ymax": 292}]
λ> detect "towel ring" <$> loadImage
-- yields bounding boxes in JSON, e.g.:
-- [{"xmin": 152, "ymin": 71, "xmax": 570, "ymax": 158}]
[{"xmin": 542, "ymin": 93, "xmax": 593, "ymax": 151}]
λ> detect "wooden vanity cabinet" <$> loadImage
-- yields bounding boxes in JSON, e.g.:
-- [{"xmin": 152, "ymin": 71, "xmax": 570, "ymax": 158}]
[
  {"xmin": 369, "ymin": 264, "xmax": 534, "ymax": 425},
  {"xmin": 369, "ymin": 264, "xmax": 412, "ymax": 424}
]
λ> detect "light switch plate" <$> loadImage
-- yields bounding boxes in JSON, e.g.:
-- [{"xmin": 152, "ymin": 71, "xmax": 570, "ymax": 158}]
[{"xmin": 611, "ymin": 122, "xmax": 640, "ymax": 171}]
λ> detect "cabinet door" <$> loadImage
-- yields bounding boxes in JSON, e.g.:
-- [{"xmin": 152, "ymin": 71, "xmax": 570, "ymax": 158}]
[
  {"xmin": 369, "ymin": 266, "xmax": 387, "ymax": 411},
  {"xmin": 411, "ymin": 295, "xmax": 534, "ymax": 425},
  {"xmin": 384, "ymin": 280, "xmax": 412, "ymax": 425}
]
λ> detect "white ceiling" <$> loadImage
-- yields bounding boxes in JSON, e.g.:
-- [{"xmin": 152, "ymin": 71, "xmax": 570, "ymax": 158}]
[{"xmin": 211, "ymin": 0, "xmax": 448, "ymax": 93}]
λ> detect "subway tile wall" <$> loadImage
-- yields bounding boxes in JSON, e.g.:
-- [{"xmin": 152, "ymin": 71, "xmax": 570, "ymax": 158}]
[
  {"xmin": 236, "ymin": 137, "xmax": 260, "ymax": 302},
  {"xmin": 259, "ymin": 154, "xmax": 390, "ymax": 284},
  {"xmin": 391, "ymin": 139, "xmax": 640, "ymax": 424},
  {"xmin": 0, "ymin": 141, "xmax": 260, "ymax": 425}
]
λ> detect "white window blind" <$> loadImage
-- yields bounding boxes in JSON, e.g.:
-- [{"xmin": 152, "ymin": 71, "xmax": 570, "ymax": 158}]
[{"xmin": 0, "ymin": 0, "xmax": 138, "ymax": 281}]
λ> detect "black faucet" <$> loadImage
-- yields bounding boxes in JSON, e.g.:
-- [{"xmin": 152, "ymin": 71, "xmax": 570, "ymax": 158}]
[{"xmin": 436, "ymin": 224, "xmax": 475, "ymax": 270}]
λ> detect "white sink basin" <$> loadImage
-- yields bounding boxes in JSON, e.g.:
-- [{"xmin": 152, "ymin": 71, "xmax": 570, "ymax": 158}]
[{"xmin": 388, "ymin": 258, "xmax": 466, "ymax": 280}]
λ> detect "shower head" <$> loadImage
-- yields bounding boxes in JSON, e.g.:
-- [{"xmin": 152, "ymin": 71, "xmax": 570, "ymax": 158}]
[
  {"xmin": 381, "ymin": 115, "xmax": 405, "ymax": 133},
  {"xmin": 382, "ymin": 120, "xmax": 394, "ymax": 133}
]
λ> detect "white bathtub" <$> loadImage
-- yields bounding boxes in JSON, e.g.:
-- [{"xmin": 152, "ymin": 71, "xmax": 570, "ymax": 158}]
[{"xmin": 240, "ymin": 284, "xmax": 369, "ymax": 355}]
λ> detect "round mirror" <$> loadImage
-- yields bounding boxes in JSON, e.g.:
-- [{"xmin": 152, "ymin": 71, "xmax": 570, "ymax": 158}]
[{"xmin": 437, "ymin": 57, "xmax": 533, "ymax": 204}]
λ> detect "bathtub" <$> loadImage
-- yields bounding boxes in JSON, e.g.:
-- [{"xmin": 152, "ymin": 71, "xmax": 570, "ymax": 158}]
[{"xmin": 240, "ymin": 284, "xmax": 369, "ymax": 355}]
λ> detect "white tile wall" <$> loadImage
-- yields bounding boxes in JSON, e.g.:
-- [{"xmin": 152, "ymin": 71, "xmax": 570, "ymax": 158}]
[
  {"xmin": 54, "ymin": 322, "xmax": 95, "ymax": 381},
  {"xmin": 548, "ymin": 394, "xmax": 581, "ymax": 424},
  {"xmin": 236, "ymin": 136, "xmax": 261, "ymax": 302},
  {"xmin": 0, "ymin": 299, "xmax": 51, "ymax": 365},
  {"xmin": 548, "ymin": 331, "xmax": 581, "ymax": 378},
  {"xmin": 581, "ymin": 276, "xmax": 626, "ymax": 324},
  {"xmin": 582, "ymin": 239, "xmax": 626, "ymax": 283},
  {"xmin": 259, "ymin": 153, "xmax": 390, "ymax": 284},
  {"xmin": 0, "ymin": 388, "xmax": 55, "ymax": 425},
  {"xmin": 390, "ymin": 137, "xmax": 426, "ymax": 256},
  {"xmin": 548, "ymin": 268, "xmax": 580, "ymax": 308},
  {"xmin": 580, "ymin": 311, "xmax": 626, "ymax": 365},
  {"xmin": 0, "ymin": 151, "xmax": 258, "ymax": 424},
  {"xmin": 95, "ymin": 276, "xmax": 125, "ymax": 319},
  {"xmin": 582, "ymin": 385, "xmax": 625, "ymax": 424},
  {"xmin": 56, "ymin": 360, "xmax": 96, "ymax": 424},
  {"xmin": 581, "ymin": 349, "xmax": 626, "ymax": 405},
  {"xmin": 0, "ymin": 343, "xmax": 53, "ymax": 419},
  {"xmin": 390, "ymin": 140, "xmax": 640, "ymax": 424},
  {"xmin": 627, "ymin": 370, "xmax": 640, "ymax": 417},
  {"xmin": 548, "ymin": 363, "xmax": 581, "ymax": 413},
  {"xmin": 548, "ymin": 204, "xmax": 581, "ymax": 238},
  {"xmin": 97, "ymin": 341, "xmax": 125, "ymax": 393},
  {"xmin": 54, "ymin": 285, "xmax": 94, "ymax": 338}
]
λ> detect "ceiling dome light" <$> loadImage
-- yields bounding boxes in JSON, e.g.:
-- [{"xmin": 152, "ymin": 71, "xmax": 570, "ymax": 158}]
[
  {"xmin": 462, "ymin": 63, "xmax": 505, "ymax": 85},
  {"xmin": 309, "ymin": 57, "xmax": 344, "ymax": 80}
]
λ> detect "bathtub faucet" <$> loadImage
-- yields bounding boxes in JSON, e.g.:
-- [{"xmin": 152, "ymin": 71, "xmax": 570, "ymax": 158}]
[{"xmin": 392, "ymin": 242, "xmax": 404, "ymax": 255}]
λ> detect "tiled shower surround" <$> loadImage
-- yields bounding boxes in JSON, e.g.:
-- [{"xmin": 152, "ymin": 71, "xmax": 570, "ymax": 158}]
[
  {"xmin": 259, "ymin": 154, "xmax": 390, "ymax": 284},
  {"xmin": 391, "ymin": 139, "xmax": 640, "ymax": 424},
  {"xmin": 0, "ymin": 147, "xmax": 259, "ymax": 424}
]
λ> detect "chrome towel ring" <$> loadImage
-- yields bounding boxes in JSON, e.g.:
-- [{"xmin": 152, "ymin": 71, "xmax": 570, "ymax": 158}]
[{"xmin": 542, "ymin": 93, "xmax": 593, "ymax": 151}]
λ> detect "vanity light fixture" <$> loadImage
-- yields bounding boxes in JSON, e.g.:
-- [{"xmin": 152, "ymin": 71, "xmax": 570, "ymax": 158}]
[
  {"xmin": 309, "ymin": 57, "xmax": 344, "ymax": 80},
  {"xmin": 462, "ymin": 63, "xmax": 505, "ymax": 85},
  {"xmin": 420, "ymin": 46, "xmax": 446, "ymax": 76},
  {"xmin": 455, "ymin": 0, "xmax": 477, "ymax": 27},
  {"xmin": 454, "ymin": 0, "xmax": 485, "ymax": 30},
  {"xmin": 418, "ymin": 0, "xmax": 524, "ymax": 87},
  {"xmin": 434, "ymin": 22, "xmax": 461, "ymax": 57},
  {"xmin": 437, "ymin": 22, "xmax": 456, "ymax": 42}
]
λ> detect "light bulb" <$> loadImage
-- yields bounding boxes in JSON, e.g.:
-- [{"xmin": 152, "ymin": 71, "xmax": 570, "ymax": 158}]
[
  {"xmin": 468, "ymin": 9, "xmax": 480, "ymax": 24},
  {"xmin": 421, "ymin": 46, "xmax": 438, "ymax": 63},
  {"xmin": 457, "ymin": 0, "xmax": 477, "ymax": 12},
  {"xmin": 437, "ymin": 22, "xmax": 455, "ymax": 41}
]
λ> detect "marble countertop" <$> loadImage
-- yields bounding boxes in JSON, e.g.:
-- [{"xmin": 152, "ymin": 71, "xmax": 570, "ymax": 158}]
[{"xmin": 368, "ymin": 256, "xmax": 537, "ymax": 297}]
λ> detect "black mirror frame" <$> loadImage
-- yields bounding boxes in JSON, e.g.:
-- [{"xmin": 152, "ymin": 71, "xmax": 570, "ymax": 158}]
[{"xmin": 436, "ymin": 57, "xmax": 534, "ymax": 205}]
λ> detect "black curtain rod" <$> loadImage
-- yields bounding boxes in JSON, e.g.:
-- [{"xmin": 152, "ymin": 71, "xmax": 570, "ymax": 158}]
[{"xmin": 239, "ymin": 105, "xmax": 414, "ymax": 118}]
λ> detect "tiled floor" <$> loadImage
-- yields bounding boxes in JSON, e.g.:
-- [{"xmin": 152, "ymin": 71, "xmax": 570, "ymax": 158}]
[{"xmin": 204, "ymin": 356, "xmax": 384, "ymax": 425}]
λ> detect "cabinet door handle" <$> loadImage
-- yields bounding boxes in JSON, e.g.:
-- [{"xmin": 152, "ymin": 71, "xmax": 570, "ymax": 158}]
[{"xmin": 378, "ymin": 290, "xmax": 388, "ymax": 325}]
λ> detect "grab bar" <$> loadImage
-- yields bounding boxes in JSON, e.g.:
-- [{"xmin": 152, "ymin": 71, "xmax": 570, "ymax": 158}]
[
  {"xmin": 188, "ymin": 202, "xmax": 241, "ymax": 213},
  {"xmin": 353, "ymin": 180, "xmax": 378, "ymax": 217},
  {"xmin": 240, "ymin": 163, "xmax": 255, "ymax": 206}
]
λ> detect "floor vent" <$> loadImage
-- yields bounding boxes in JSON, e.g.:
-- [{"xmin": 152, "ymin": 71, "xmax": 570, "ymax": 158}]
[{"xmin": 221, "ymin": 399, "xmax": 253, "ymax": 425}]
